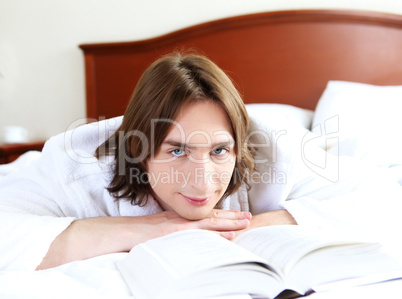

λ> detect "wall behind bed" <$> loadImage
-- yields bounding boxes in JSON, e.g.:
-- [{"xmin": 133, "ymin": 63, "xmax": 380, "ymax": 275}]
[{"xmin": 1, "ymin": 0, "xmax": 402, "ymax": 141}]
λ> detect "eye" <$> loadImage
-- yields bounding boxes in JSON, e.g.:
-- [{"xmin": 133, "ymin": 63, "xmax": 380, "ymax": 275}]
[
  {"xmin": 170, "ymin": 148, "xmax": 186, "ymax": 157},
  {"xmin": 211, "ymin": 148, "xmax": 228, "ymax": 156}
]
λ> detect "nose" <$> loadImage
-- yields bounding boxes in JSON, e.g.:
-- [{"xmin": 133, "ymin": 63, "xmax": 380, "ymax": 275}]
[{"xmin": 187, "ymin": 155, "xmax": 214, "ymax": 191}]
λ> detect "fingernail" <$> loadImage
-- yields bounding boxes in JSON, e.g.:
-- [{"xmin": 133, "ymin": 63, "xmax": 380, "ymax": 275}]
[
  {"xmin": 241, "ymin": 219, "xmax": 250, "ymax": 225},
  {"xmin": 242, "ymin": 212, "xmax": 252, "ymax": 219},
  {"xmin": 223, "ymin": 231, "xmax": 235, "ymax": 239}
]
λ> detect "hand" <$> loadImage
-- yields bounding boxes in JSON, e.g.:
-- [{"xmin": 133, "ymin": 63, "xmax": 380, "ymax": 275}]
[
  {"xmin": 142, "ymin": 209, "xmax": 252, "ymax": 241},
  {"xmin": 232, "ymin": 209, "xmax": 297, "ymax": 238}
]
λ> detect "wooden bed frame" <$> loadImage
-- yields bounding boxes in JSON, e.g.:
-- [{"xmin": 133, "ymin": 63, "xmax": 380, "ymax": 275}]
[{"xmin": 79, "ymin": 9, "xmax": 402, "ymax": 120}]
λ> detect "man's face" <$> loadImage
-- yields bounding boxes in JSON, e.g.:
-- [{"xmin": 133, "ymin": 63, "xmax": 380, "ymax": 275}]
[{"xmin": 147, "ymin": 100, "xmax": 236, "ymax": 220}]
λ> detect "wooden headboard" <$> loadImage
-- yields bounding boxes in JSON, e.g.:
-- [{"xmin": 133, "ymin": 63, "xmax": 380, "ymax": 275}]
[{"xmin": 79, "ymin": 9, "xmax": 402, "ymax": 120}]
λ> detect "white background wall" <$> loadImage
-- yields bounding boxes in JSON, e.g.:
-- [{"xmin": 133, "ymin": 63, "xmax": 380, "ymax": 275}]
[{"xmin": 1, "ymin": 0, "xmax": 402, "ymax": 141}]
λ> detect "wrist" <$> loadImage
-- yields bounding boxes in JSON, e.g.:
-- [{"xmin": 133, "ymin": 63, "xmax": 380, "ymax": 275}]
[{"xmin": 249, "ymin": 210, "xmax": 297, "ymax": 229}]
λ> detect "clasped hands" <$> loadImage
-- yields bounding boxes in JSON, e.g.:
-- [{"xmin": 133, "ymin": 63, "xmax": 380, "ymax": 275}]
[{"xmin": 150, "ymin": 208, "xmax": 297, "ymax": 241}]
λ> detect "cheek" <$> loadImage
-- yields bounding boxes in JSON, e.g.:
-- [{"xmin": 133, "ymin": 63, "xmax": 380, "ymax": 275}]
[
  {"xmin": 213, "ymin": 159, "xmax": 236, "ymax": 186},
  {"xmin": 146, "ymin": 161, "xmax": 165, "ymax": 191},
  {"xmin": 146, "ymin": 162, "xmax": 174, "ymax": 207}
]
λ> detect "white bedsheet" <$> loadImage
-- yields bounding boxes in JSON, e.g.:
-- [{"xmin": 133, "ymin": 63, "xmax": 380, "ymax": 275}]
[{"xmin": 0, "ymin": 253, "xmax": 132, "ymax": 299}]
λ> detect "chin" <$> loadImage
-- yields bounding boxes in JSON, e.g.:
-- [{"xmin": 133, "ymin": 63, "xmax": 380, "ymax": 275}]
[{"xmin": 178, "ymin": 209, "xmax": 212, "ymax": 221}]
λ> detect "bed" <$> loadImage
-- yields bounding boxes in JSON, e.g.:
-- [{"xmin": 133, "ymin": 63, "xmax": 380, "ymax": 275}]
[{"xmin": 1, "ymin": 9, "xmax": 402, "ymax": 298}]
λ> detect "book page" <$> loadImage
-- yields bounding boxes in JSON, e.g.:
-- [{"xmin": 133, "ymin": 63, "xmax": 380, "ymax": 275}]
[
  {"xmin": 233, "ymin": 225, "xmax": 359, "ymax": 274},
  {"xmin": 233, "ymin": 225, "xmax": 402, "ymax": 293},
  {"xmin": 135, "ymin": 229, "xmax": 281, "ymax": 278},
  {"xmin": 288, "ymin": 242, "xmax": 402, "ymax": 292},
  {"xmin": 117, "ymin": 229, "xmax": 284, "ymax": 299},
  {"xmin": 116, "ymin": 244, "xmax": 179, "ymax": 299},
  {"xmin": 160, "ymin": 263, "xmax": 286, "ymax": 299}
]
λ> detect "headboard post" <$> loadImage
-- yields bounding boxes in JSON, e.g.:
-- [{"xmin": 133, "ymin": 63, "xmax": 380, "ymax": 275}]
[{"xmin": 82, "ymin": 55, "xmax": 98, "ymax": 120}]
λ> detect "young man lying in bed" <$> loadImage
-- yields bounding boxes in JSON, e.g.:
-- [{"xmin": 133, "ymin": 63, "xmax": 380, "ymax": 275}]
[{"xmin": 0, "ymin": 52, "xmax": 401, "ymax": 271}]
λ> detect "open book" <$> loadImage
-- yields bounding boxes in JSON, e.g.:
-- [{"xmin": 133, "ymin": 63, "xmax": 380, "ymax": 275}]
[{"xmin": 116, "ymin": 225, "xmax": 402, "ymax": 299}]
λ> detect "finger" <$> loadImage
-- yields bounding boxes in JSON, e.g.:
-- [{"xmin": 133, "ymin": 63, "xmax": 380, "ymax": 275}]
[
  {"xmin": 231, "ymin": 229, "xmax": 246, "ymax": 239},
  {"xmin": 208, "ymin": 209, "xmax": 252, "ymax": 220},
  {"xmin": 196, "ymin": 217, "xmax": 250, "ymax": 232},
  {"xmin": 219, "ymin": 231, "xmax": 236, "ymax": 240}
]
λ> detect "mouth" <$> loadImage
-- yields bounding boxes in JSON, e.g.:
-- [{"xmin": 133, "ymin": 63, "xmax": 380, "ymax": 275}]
[{"xmin": 180, "ymin": 194, "xmax": 211, "ymax": 206}]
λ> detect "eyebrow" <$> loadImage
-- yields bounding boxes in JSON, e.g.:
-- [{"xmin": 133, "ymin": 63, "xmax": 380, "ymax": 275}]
[{"xmin": 162, "ymin": 138, "xmax": 234, "ymax": 149}]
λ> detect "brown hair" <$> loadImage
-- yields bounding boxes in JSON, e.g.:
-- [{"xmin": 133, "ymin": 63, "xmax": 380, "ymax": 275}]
[{"xmin": 96, "ymin": 52, "xmax": 255, "ymax": 206}]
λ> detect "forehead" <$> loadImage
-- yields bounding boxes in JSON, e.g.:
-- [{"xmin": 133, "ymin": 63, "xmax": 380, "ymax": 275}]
[{"xmin": 166, "ymin": 100, "xmax": 234, "ymax": 144}]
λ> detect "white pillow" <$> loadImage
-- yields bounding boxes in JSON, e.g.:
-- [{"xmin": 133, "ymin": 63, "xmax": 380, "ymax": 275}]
[
  {"xmin": 312, "ymin": 81, "xmax": 402, "ymax": 167},
  {"xmin": 246, "ymin": 103, "xmax": 313, "ymax": 129},
  {"xmin": 246, "ymin": 103, "xmax": 346, "ymax": 212},
  {"xmin": 245, "ymin": 104, "xmax": 315, "ymax": 213}
]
